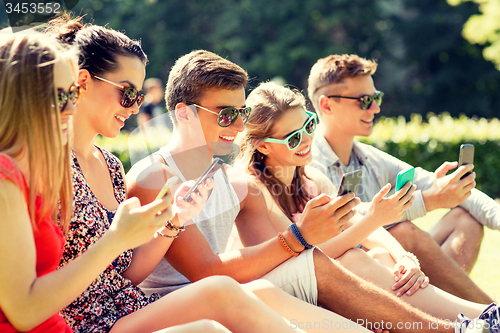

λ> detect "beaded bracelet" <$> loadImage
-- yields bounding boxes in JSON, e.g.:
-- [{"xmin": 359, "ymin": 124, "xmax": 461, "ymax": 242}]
[
  {"xmin": 277, "ymin": 232, "xmax": 300, "ymax": 257},
  {"xmin": 156, "ymin": 230, "xmax": 179, "ymax": 239},
  {"xmin": 165, "ymin": 220, "xmax": 185, "ymax": 233},
  {"xmin": 398, "ymin": 252, "xmax": 421, "ymax": 270},
  {"xmin": 288, "ymin": 223, "xmax": 313, "ymax": 250}
]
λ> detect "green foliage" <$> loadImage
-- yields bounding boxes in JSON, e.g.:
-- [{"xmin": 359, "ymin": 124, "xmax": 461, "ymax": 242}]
[
  {"xmin": 448, "ymin": 0, "xmax": 500, "ymax": 70},
  {"xmin": 359, "ymin": 113, "xmax": 500, "ymax": 198},
  {"xmin": 21, "ymin": 0, "xmax": 497, "ymax": 120}
]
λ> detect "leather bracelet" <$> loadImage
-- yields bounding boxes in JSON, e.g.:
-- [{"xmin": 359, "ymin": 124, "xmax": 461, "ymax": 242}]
[
  {"xmin": 278, "ymin": 232, "xmax": 300, "ymax": 257},
  {"xmin": 156, "ymin": 230, "xmax": 179, "ymax": 239},
  {"xmin": 165, "ymin": 220, "xmax": 185, "ymax": 233},
  {"xmin": 288, "ymin": 223, "xmax": 313, "ymax": 249}
]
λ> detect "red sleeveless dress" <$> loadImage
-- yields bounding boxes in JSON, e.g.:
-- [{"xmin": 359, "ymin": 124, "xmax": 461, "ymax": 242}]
[{"xmin": 0, "ymin": 154, "xmax": 72, "ymax": 333}]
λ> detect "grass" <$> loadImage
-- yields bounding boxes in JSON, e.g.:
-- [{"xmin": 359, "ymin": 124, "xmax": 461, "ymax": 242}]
[{"xmin": 413, "ymin": 209, "xmax": 500, "ymax": 301}]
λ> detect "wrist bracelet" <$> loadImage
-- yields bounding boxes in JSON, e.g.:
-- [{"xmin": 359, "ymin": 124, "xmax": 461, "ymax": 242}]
[
  {"xmin": 286, "ymin": 229, "xmax": 305, "ymax": 251},
  {"xmin": 399, "ymin": 252, "xmax": 420, "ymax": 269},
  {"xmin": 288, "ymin": 223, "xmax": 313, "ymax": 250},
  {"xmin": 277, "ymin": 232, "xmax": 300, "ymax": 257},
  {"xmin": 156, "ymin": 230, "xmax": 179, "ymax": 239},
  {"xmin": 165, "ymin": 220, "xmax": 185, "ymax": 233}
]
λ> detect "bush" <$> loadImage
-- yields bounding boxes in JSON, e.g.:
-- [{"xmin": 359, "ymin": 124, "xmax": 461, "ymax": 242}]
[
  {"xmin": 97, "ymin": 113, "xmax": 500, "ymax": 198},
  {"xmin": 358, "ymin": 113, "xmax": 500, "ymax": 198}
]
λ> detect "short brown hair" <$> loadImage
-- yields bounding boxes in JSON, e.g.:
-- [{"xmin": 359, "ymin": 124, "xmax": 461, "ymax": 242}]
[
  {"xmin": 165, "ymin": 50, "xmax": 248, "ymax": 124},
  {"xmin": 307, "ymin": 54, "xmax": 377, "ymax": 111}
]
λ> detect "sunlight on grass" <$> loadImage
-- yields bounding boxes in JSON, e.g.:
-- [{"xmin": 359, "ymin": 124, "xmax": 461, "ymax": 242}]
[{"xmin": 413, "ymin": 209, "xmax": 500, "ymax": 301}]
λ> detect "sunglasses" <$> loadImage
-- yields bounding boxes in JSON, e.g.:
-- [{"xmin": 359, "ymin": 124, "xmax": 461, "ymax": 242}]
[
  {"xmin": 264, "ymin": 111, "xmax": 318, "ymax": 150},
  {"xmin": 93, "ymin": 75, "xmax": 145, "ymax": 108},
  {"xmin": 186, "ymin": 102, "xmax": 252, "ymax": 127},
  {"xmin": 327, "ymin": 90, "xmax": 384, "ymax": 110},
  {"xmin": 57, "ymin": 84, "xmax": 81, "ymax": 112}
]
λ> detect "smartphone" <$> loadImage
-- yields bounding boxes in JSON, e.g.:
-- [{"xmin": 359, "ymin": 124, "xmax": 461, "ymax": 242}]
[
  {"xmin": 395, "ymin": 167, "xmax": 415, "ymax": 193},
  {"xmin": 182, "ymin": 157, "xmax": 224, "ymax": 202},
  {"xmin": 155, "ymin": 176, "xmax": 179, "ymax": 200},
  {"xmin": 337, "ymin": 169, "xmax": 363, "ymax": 196},
  {"xmin": 458, "ymin": 144, "xmax": 474, "ymax": 179}
]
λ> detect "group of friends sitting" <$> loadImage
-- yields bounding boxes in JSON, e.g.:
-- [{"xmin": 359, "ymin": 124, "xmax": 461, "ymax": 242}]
[{"xmin": 1, "ymin": 14, "xmax": 500, "ymax": 333}]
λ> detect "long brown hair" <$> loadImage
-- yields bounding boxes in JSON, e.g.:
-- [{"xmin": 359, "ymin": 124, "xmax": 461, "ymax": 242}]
[
  {"xmin": 238, "ymin": 81, "xmax": 313, "ymax": 220},
  {"xmin": 0, "ymin": 33, "xmax": 77, "ymax": 230}
]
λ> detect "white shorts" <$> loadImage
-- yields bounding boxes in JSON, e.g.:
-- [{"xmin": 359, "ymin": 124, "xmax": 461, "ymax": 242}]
[{"xmin": 260, "ymin": 248, "xmax": 318, "ymax": 305}]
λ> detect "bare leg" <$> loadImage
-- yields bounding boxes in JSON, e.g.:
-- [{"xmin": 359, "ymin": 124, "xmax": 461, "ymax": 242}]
[
  {"xmin": 339, "ymin": 248, "xmax": 486, "ymax": 320},
  {"xmin": 245, "ymin": 279, "xmax": 371, "ymax": 333},
  {"xmin": 153, "ymin": 320, "xmax": 232, "ymax": 333},
  {"xmin": 110, "ymin": 276, "xmax": 305, "ymax": 333},
  {"xmin": 429, "ymin": 207, "xmax": 484, "ymax": 274},
  {"xmin": 389, "ymin": 221, "xmax": 493, "ymax": 304},
  {"xmin": 313, "ymin": 248, "xmax": 458, "ymax": 333}
]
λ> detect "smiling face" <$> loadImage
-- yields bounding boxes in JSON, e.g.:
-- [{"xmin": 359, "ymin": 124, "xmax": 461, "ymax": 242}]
[
  {"xmin": 77, "ymin": 55, "xmax": 146, "ymax": 138},
  {"xmin": 260, "ymin": 106, "xmax": 314, "ymax": 169},
  {"xmin": 53, "ymin": 59, "xmax": 78, "ymax": 146},
  {"xmin": 322, "ymin": 75, "xmax": 380, "ymax": 139},
  {"xmin": 195, "ymin": 87, "xmax": 247, "ymax": 156}
]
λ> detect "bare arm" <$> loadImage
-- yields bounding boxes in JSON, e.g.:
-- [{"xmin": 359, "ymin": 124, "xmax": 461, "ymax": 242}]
[
  {"xmin": 124, "ymin": 157, "xmax": 210, "ymax": 285},
  {"xmin": 0, "ymin": 179, "xmax": 170, "ymax": 331}
]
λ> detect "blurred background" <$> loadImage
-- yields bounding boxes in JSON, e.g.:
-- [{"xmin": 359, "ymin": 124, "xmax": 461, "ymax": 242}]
[{"xmin": 2, "ymin": 0, "xmax": 500, "ymax": 299}]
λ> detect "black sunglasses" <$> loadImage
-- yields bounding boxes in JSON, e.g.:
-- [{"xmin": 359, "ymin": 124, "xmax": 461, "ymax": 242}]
[
  {"xmin": 327, "ymin": 90, "xmax": 384, "ymax": 110},
  {"xmin": 57, "ymin": 84, "xmax": 81, "ymax": 112},
  {"xmin": 93, "ymin": 75, "xmax": 145, "ymax": 108},
  {"xmin": 186, "ymin": 102, "xmax": 252, "ymax": 127}
]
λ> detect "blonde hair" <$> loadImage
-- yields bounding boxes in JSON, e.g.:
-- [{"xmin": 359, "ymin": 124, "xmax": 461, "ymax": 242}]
[
  {"xmin": 0, "ymin": 33, "xmax": 78, "ymax": 231},
  {"xmin": 308, "ymin": 54, "xmax": 378, "ymax": 113},
  {"xmin": 238, "ymin": 81, "xmax": 313, "ymax": 220}
]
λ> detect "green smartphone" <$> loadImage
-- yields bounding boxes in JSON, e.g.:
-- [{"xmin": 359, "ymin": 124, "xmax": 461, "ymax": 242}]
[{"xmin": 395, "ymin": 167, "xmax": 415, "ymax": 192}]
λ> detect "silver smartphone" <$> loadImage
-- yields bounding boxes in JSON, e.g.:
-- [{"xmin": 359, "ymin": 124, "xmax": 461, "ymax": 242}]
[
  {"xmin": 458, "ymin": 144, "xmax": 474, "ymax": 179},
  {"xmin": 182, "ymin": 158, "xmax": 224, "ymax": 202},
  {"xmin": 337, "ymin": 169, "xmax": 363, "ymax": 196}
]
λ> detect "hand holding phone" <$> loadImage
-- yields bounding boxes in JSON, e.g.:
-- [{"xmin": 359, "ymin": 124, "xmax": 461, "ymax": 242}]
[
  {"xmin": 458, "ymin": 144, "xmax": 474, "ymax": 180},
  {"xmin": 395, "ymin": 167, "xmax": 415, "ymax": 193},
  {"xmin": 337, "ymin": 169, "xmax": 363, "ymax": 196},
  {"xmin": 182, "ymin": 158, "xmax": 224, "ymax": 203},
  {"xmin": 155, "ymin": 176, "xmax": 179, "ymax": 201}
]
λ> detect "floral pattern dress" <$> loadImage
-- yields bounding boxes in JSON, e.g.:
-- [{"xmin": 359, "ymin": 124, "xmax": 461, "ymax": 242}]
[{"xmin": 59, "ymin": 147, "xmax": 159, "ymax": 333}]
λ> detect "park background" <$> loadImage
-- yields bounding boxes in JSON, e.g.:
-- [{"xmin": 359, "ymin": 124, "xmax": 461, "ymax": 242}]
[{"xmin": 2, "ymin": 0, "xmax": 500, "ymax": 300}]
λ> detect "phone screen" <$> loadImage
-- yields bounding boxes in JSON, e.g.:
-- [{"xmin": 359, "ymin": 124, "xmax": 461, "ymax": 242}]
[
  {"xmin": 337, "ymin": 169, "xmax": 363, "ymax": 196},
  {"xmin": 182, "ymin": 158, "xmax": 224, "ymax": 202}
]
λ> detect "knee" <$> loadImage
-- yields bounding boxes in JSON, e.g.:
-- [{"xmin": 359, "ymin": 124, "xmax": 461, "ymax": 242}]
[
  {"xmin": 337, "ymin": 248, "xmax": 378, "ymax": 274},
  {"xmin": 194, "ymin": 320, "xmax": 230, "ymax": 333},
  {"xmin": 367, "ymin": 247, "xmax": 391, "ymax": 262},
  {"xmin": 449, "ymin": 207, "xmax": 484, "ymax": 239},
  {"xmin": 196, "ymin": 276, "xmax": 249, "ymax": 304},
  {"xmin": 389, "ymin": 221, "xmax": 432, "ymax": 251}
]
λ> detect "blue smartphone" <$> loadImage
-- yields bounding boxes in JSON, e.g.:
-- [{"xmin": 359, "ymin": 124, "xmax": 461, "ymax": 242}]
[{"xmin": 395, "ymin": 167, "xmax": 415, "ymax": 192}]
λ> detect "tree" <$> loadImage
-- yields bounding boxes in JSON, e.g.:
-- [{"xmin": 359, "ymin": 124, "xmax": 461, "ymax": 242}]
[{"xmin": 448, "ymin": 0, "xmax": 500, "ymax": 70}]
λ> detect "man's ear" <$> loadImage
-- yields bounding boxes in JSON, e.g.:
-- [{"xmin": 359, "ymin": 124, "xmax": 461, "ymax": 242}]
[
  {"xmin": 77, "ymin": 69, "xmax": 91, "ymax": 91},
  {"xmin": 175, "ymin": 102, "xmax": 196, "ymax": 124},
  {"xmin": 318, "ymin": 95, "xmax": 333, "ymax": 115}
]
